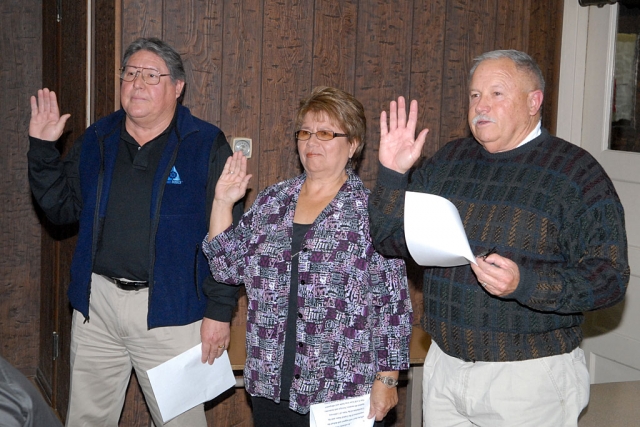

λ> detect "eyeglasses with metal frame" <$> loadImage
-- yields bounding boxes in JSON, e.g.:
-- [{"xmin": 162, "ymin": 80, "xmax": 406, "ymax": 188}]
[
  {"xmin": 119, "ymin": 66, "xmax": 171, "ymax": 85},
  {"xmin": 294, "ymin": 130, "xmax": 349, "ymax": 141}
]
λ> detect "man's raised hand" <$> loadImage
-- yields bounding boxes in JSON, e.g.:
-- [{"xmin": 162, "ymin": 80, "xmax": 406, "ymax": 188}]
[
  {"xmin": 29, "ymin": 88, "xmax": 70, "ymax": 141},
  {"xmin": 379, "ymin": 96, "xmax": 429, "ymax": 174}
]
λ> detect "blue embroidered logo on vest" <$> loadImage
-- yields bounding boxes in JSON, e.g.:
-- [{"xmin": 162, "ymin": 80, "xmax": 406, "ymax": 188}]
[{"xmin": 167, "ymin": 166, "xmax": 183, "ymax": 184}]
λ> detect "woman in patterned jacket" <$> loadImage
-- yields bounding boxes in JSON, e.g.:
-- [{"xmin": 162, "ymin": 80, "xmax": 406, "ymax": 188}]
[{"xmin": 202, "ymin": 86, "xmax": 412, "ymax": 426}]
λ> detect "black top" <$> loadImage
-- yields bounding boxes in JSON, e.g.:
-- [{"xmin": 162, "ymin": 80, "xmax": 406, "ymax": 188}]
[
  {"xmin": 280, "ymin": 222, "xmax": 312, "ymax": 401},
  {"xmin": 92, "ymin": 120, "xmax": 171, "ymax": 281}
]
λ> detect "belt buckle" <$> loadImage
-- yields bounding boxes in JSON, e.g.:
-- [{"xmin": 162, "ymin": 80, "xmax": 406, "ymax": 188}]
[{"xmin": 107, "ymin": 276, "xmax": 148, "ymax": 291}]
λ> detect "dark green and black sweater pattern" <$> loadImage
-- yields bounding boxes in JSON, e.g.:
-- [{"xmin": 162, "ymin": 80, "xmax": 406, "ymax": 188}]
[{"xmin": 369, "ymin": 128, "xmax": 630, "ymax": 362}]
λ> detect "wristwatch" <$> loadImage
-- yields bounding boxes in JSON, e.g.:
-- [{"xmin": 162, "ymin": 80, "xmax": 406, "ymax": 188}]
[{"xmin": 375, "ymin": 373, "xmax": 399, "ymax": 388}]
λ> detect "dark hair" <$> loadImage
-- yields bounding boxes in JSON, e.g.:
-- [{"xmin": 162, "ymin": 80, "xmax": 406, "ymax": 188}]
[
  {"xmin": 295, "ymin": 86, "xmax": 366, "ymax": 170},
  {"xmin": 469, "ymin": 49, "xmax": 545, "ymax": 94},
  {"xmin": 122, "ymin": 37, "xmax": 186, "ymax": 84}
]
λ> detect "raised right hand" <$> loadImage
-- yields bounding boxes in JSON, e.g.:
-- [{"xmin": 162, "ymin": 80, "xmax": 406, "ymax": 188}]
[
  {"xmin": 208, "ymin": 151, "xmax": 251, "ymax": 241},
  {"xmin": 29, "ymin": 88, "xmax": 70, "ymax": 141},
  {"xmin": 213, "ymin": 151, "xmax": 251, "ymax": 206},
  {"xmin": 379, "ymin": 96, "xmax": 429, "ymax": 174},
  {"xmin": 214, "ymin": 150, "xmax": 252, "ymax": 207}
]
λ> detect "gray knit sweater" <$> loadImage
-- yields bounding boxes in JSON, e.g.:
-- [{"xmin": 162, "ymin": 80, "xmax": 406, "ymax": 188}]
[{"xmin": 368, "ymin": 128, "xmax": 629, "ymax": 362}]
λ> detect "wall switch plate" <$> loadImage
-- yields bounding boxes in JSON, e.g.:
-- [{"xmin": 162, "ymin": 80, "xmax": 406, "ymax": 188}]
[{"xmin": 230, "ymin": 137, "xmax": 252, "ymax": 158}]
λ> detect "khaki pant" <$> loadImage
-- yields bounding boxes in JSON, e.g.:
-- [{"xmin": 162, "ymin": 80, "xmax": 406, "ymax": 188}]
[
  {"xmin": 422, "ymin": 341, "xmax": 590, "ymax": 427},
  {"xmin": 66, "ymin": 274, "xmax": 206, "ymax": 427}
]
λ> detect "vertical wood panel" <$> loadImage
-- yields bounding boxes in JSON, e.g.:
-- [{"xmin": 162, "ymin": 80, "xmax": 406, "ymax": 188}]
[
  {"xmin": 528, "ymin": 0, "xmax": 564, "ymax": 134},
  {"xmin": 410, "ymin": 0, "xmax": 447, "ymax": 159},
  {"xmin": 355, "ymin": 0, "xmax": 414, "ymax": 189},
  {"xmin": 219, "ymin": 0, "xmax": 264, "ymax": 213},
  {"xmin": 0, "ymin": 0, "xmax": 43, "ymax": 375},
  {"xmin": 121, "ymin": 0, "xmax": 163, "ymax": 47},
  {"xmin": 258, "ymin": 0, "xmax": 314, "ymax": 191},
  {"xmin": 439, "ymin": 0, "xmax": 498, "ymax": 143},
  {"xmin": 164, "ymin": 0, "xmax": 224, "ymax": 123},
  {"xmin": 311, "ymin": 0, "xmax": 358, "ymax": 91},
  {"xmin": 495, "ymin": 0, "xmax": 531, "ymax": 50},
  {"xmin": 94, "ymin": 0, "xmax": 117, "ymax": 120}
]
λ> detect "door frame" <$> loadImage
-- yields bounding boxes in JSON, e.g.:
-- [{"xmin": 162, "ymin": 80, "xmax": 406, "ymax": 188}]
[{"xmin": 557, "ymin": 0, "xmax": 640, "ymax": 383}]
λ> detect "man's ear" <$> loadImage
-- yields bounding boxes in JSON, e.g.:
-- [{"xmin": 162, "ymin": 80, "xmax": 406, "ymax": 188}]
[
  {"xmin": 528, "ymin": 90, "xmax": 544, "ymax": 116},
  {"xmin": 175, "ymin": 80, "xmax": 185, "ymax": 99}
]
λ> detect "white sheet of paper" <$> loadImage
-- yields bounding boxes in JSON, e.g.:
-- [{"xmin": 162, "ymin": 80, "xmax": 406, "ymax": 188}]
[
  {"xmin": 404, "ymin": 191, "xmax": 477, "ymax": 267},
  {"xmin": 310, "ymin": 394, "xmax": 375, "ymax": 427},
  {"xmin": 147, "ymin": 344, "xmax": 236, "ymax": 423}
]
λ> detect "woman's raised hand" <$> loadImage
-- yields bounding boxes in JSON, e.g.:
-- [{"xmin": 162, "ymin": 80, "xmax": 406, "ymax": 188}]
[{"xmin": 214, "ymin": 150, "xmax": 252, "ymax": 207}]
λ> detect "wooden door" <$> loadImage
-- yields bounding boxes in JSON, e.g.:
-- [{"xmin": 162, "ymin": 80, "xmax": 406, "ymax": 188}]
[{"xmin": 37, "ymin": 0, "xmax": 87, "ymax": 420}]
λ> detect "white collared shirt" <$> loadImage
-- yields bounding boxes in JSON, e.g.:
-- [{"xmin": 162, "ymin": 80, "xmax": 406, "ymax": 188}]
[{"xmin": 517, "ymin": 121, "xmax": 542, "ymax": 147}]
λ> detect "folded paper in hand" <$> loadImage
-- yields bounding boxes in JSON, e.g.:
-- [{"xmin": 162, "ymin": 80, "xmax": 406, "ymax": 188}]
[
  {"xmin": 147, "ymin": 344, "xmax": 236, "ymax": 423},
  {"xmin": 404, "ymin": 191, "xmax": 476, "ymax": 267}
]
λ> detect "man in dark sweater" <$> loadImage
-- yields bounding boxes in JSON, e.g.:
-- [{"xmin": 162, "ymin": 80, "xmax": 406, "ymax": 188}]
[
  {"xmin": 368, "ymin": 49, "xmax": 629, "ymax": 426},
  {"xmin": 27, "ymin": 38, "xmax": 241, "ymax": 426}
]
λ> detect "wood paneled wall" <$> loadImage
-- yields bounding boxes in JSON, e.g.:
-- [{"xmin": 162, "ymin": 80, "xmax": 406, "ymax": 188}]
[
  {"xmin": 122, "ymin": 1, "xmax": 562, "ymax": 205},
  {"xmin": 0, "ymin": 1, "xmax": 43, "ymax": 374},
  {"xmin": 116, "ymin": 1, "xmax": 564, "ymax": 425}
]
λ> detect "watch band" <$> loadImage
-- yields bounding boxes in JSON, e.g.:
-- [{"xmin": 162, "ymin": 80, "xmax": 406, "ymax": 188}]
[{"xmin": 375, "ymin": 373, "xmax": 399, "ymax": 388}]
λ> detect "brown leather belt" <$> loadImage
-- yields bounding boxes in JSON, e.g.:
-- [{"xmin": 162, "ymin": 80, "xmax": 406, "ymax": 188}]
[{"xmin": 101, "ymin": 275, "xmax": 149, "ymax": 291}]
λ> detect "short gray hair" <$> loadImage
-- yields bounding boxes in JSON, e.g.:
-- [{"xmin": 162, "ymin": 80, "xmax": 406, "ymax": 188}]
[
  {"xmin": 469, "ymin": 49, "xmax": 545, "ymax": 94},
  {"xmin": 122, "ymin": 37, "xmax": 186, "ymax": 83}
]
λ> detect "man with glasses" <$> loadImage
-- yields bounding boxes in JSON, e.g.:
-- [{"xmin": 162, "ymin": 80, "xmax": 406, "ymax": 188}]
[{"xmin": 27, "ymin": 37, "xmax": 242, "ymax": 426}]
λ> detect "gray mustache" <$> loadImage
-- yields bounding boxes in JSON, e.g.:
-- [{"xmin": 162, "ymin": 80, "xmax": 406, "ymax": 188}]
[{"xmin": 471, "ymin": 115, "xmax": 496, "ymax": 126}]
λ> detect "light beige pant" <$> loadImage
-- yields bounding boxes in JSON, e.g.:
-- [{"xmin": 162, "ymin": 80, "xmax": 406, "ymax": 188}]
[
  {"xmin": 66, "ymin": 273, "xmax": 206, "ymax": 427},
  {"xmin": 422, "ymin": 341, "xmax": 590, "ymax": 427}
]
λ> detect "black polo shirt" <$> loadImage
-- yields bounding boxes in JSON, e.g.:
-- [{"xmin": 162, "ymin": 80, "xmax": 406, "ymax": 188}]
[{"xmin": 92, "ymin": 117, "xmax": 173, "ymax": 281}]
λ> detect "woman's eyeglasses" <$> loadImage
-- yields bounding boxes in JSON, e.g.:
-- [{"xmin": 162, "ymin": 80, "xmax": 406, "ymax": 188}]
[{"xmin": 295, "ymin": 130, "xmax": 348, "ymax": 141}]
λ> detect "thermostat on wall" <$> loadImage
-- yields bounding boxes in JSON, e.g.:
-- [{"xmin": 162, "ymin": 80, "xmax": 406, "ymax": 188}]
[{"xmin": 230, "ymin": 137, "xmax": 252, "ymax": 158}]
